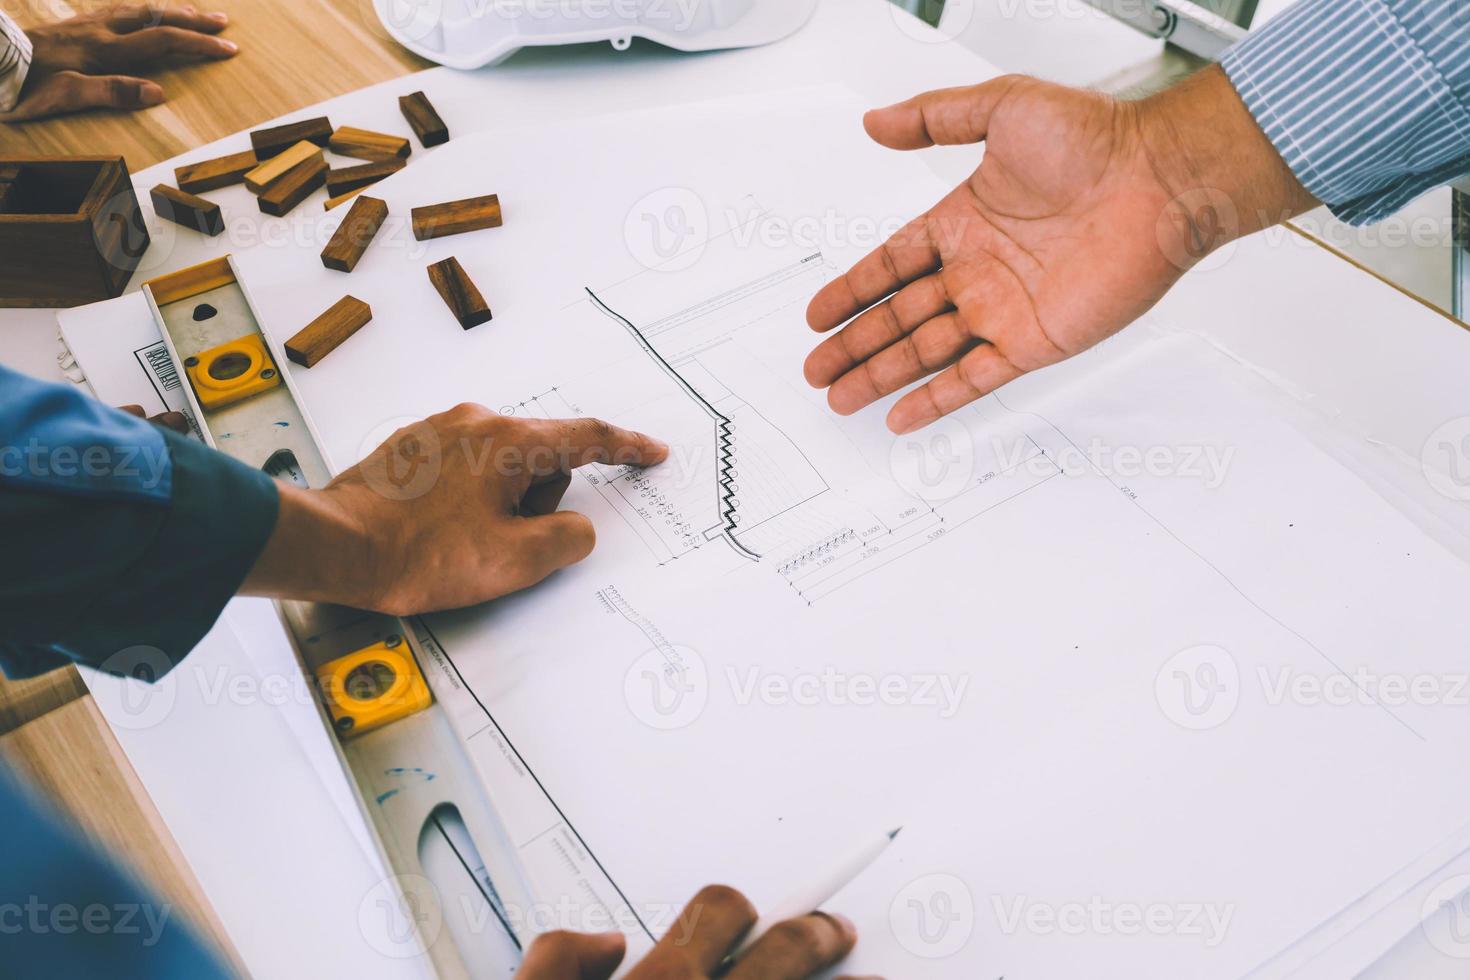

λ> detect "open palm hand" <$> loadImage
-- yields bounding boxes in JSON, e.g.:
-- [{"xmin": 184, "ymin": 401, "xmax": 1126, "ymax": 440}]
[{"xmin": 804, "ymin": 70, "xmax": 1306, "ymax": 433}]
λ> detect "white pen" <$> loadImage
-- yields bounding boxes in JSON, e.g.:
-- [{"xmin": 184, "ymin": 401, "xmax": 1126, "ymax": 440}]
[{"xmin": 730, "ymin": 826, "xmax": 903, "ymax": 960}]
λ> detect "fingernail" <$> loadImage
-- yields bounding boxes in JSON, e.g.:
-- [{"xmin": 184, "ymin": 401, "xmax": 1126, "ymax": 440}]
[
  {"xmin": 209, "ymin": 10, "xmax": 228, "ymax": 21},
  {"xmin": 817, "ymin": 911, "xmax": 858, "ymax": 941},
  {"xmin": 218, "ymin": 38, "xmax": 238, "ymax": 52},
  {"xmin": 139, "ymin": 82, "xmax": 165, "ymax": 106}
]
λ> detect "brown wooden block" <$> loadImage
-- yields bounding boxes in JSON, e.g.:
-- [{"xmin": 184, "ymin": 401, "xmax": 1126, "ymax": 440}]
[
  {"xmin": 150, "ymin": 184, "xmax": 224, "ymax": 236},
  {"xmin": 411, "ymin": 193, "xmax": 501, "ymax": 241},
  {"xmin": 244, "ymin": 140, "xmax": 321, "ymax": 193},
  {"xmin": 0, "ymin": 157, "xmax": 149, "ymax": 307},
  {"xmin": 325, "ymin": 158, "xmax": 405, "ymax": 197},
  {"xmin": 250, "ymin": 116, "xmax": 332, "ymax": 158},
  {"xmin": 257, "ymin": 155, "xmax": 327, "ymax": 217},
  {"xmin": 324, "ymin": 187, "xmax": 367, "ymax": 211},
  {"xmin": 174, "ymin": 149, "xmax": 257, "ymax": 193},
  {"xmin": 427, "ymin": 257, "xmax": 492, "ymax": 329},
  {"xmin": 320, "ymin": 196, "xmax": 388, "ymax": 273},
  {"xmin": 399, "ymin": 92, "xmax": 448, "ymax": 147},
  {"xmin": 329, "ymin": 126, "xmax": 411, "ymax": 161},
  {"xmin": 284, "ymin": 295, "xmax": 372, "ymax": 367}
]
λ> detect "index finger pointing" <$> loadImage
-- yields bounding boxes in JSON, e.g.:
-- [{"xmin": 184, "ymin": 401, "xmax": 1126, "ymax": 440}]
[
  {"xmin": 539, "ymin": 417, "xmax": 670, "ymax": 470},
  {"xmin": 806, "ymin": 213, "xmax": 940, "ymax": 333}
]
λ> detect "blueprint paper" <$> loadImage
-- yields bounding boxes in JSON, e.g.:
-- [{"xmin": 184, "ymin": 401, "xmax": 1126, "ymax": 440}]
[{"xmin": 225, "ymin": 90, "xmax": 1470, "ymax": 976}]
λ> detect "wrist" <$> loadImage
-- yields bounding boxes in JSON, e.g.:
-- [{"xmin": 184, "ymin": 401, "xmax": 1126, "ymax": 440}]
[
  {"xmin": 1134, "ymin": 65, "xmax": 1318, "ymax": 254},
  {"xmin": 240, "ymin": 483, "xmax": 380, "ymax": 609}
]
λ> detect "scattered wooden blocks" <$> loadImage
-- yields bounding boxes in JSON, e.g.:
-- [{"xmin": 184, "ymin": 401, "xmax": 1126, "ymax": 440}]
[
  {"xmin": 285, "ymin": 295, "xmax": 372, "ymax": 367},
  {"xmin": 174, "ymin": 149, "xmax": 257, "ymax": 193},
  {"xmin": 325, "ymin": 158, "xmax": 406, "ymax": 197},
  {"xmin": 427, "ymin": 257, "xmax": 492, "ymax": 329},
  {"xmin": 258, "ymin": 155, "xmax": 327, "ymax": 217},
  {"xmin": 250, "ymin": 117, "xmax": 332, "ymax": 158},
  {"xmin": 411, "ymin": 194, "xmax": 501, "ymax": 241},
  {"xmin": 329, "ymin": 126, "xmax": 411, "ymax": 161},
  {"xmin": 399, "ymin": 91, "xmax": 448, "ymax": 147},
  {"xmin": 320, "ymin": 196, "xmax": 389, "ymax": 273},
  {"xmin": 244, "ymin": 140, "xmax": 322, "ymax": 193},
  {"xmin": 150, "ymin": 184, "xmax": 224, "ymax": 236}
]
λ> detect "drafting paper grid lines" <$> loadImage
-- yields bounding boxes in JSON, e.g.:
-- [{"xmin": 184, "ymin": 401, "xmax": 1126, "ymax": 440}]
[{"xmin": 503, "ymin": 252, "xmax": 1063, "ymax": 603}]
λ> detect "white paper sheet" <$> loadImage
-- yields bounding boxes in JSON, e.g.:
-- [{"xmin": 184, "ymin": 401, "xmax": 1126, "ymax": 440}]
[{"xmin": 228, "ymin": 91, "xmax": 1470, "ymax": 977}]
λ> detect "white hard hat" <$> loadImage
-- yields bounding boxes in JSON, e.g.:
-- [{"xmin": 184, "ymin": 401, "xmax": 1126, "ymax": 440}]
[{"xmin": 374, "ymin": 0, "xmax": 820, "ymax": 69}]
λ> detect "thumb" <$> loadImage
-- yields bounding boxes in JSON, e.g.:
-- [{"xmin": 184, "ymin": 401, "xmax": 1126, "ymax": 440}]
[
  {"xmin": 0, "ymin": 71, "xmax": 163, "ymax": 122},
  {"xmin": 863, "ymin": 76, "xmax": 1021, "ymax": 149},
  {"xmin": 515, "ymin": 930, "xmax": 625, "ymax": 980},
  {"xmin": 514, "ymin": 510, "xmax": 597, "ymax": 586}
]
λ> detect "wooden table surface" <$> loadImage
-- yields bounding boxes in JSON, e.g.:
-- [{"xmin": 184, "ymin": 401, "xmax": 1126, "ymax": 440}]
[
  {"xmin": 4, "ymin": 0, "xmax": 428, "ymax": 170},
  {"xmin": 0, "ymin": 2, "xmax": 429, "ymax": 972}
]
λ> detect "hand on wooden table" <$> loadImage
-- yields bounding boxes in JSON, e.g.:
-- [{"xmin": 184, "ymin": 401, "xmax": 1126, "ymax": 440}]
[{"xmin": 1, "ymin": 4, "xmax": 237, "ymax": 122}]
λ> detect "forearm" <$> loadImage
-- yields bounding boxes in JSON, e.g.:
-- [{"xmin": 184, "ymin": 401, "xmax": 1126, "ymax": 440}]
[
  {"xmin": 239, "ymin": 483, "xmax": 375, "ymax": 609},
  {"xmin": 1134, "ymin": 65, "xmax": 1320, "ymax": 242}
]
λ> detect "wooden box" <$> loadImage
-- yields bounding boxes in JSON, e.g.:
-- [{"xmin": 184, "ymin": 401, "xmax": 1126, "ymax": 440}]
[{"xmin": 0, "ymin": 157, "xmax": 151, "ymax": 307}]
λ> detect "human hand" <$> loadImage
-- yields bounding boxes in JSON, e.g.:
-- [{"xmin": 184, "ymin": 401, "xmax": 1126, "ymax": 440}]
[
  {"xmin": 804, "ymin": 66, "xmax": 1318, "ymax": 433},
  {"xmin": 1, "ymin": 4, "xmax": 236, "ymax": 122},
  {"xmin": 117, "ymin": 402, "xmax": 190, "ymax": 434},
  {"xmin": 242, "ymin": 404, "xmax": 668, "ymax": 615},
  {"xmin": 514, "ymin": 885, "xmax": 870, "ymax": 980}
]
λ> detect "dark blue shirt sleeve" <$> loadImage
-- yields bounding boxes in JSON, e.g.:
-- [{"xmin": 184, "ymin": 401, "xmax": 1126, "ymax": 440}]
[{"xmin": 0, "ymin": 366, "xmax": 279, "ymax": 679}]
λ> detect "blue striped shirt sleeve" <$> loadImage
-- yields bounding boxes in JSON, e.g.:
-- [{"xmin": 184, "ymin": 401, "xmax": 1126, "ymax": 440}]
[
  {"xmin": 0, "ymin": 11, "xmax": 33, "ymax": 113},
  {"xmin": 1221, "ymin": 0, "xmax": 1470, "ymax": 226}
]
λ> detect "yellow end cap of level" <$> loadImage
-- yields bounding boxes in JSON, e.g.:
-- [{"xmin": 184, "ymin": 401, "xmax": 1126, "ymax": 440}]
[
  {"xmin": 184, "ymin": 333, "xmax": 281, "ymax": 410},
  {"xmin": 315, "ymin": 639, "xmax": 432, "ymax": 739}
]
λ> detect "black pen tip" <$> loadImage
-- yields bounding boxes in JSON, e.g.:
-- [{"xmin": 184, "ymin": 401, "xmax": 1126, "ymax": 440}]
[{"xmin": 888, "ymin": 826, "xmax": 902, "ymax": 840}]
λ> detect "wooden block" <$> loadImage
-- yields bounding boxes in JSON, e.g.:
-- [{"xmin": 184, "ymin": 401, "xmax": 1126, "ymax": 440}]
[
  {"xmin": 329, "ymin": 126, "xmax": 411, "ymax": 161},
  {"xmin": 250, "ymin": 116, "xmax": 332, "ymax": 158},
  {"xmin": 257, "ymin": 155, "xmax": 327, "ymax": 217},
  {"xmin": 399, "ymin": 91, "xmax": 448, "ymax": 147},
  {"xmin": 149, "ymin": 184, "xmax": 224, "ymax": 236},
  {"xmin": 174, "ymin": 149, "xmax": 256, "ymax": 193},
  {"xmin": 244, "ymin": 140, "xmax": 321, "ymax": 193},
  {"xmin": 325, "ymin": 158, "xmax": 405, "ymax": 197},
  {"xmin": 285, "ymin": 295, "xmax": 372, "ymax": 367},
  {"xmin": 324, "ymin": 187, "xmax": 367, "ymax": 211},
  {"xmin": 427, "ymin": 257, "xmax": 492, "ymax": 329},
  {"xmin": 320, "ymin": 196, "xmax": 388, "ymax": 273},
  {"xmin": 411, "ymin": 194, "xmax": 501, "ymax": 241}
]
